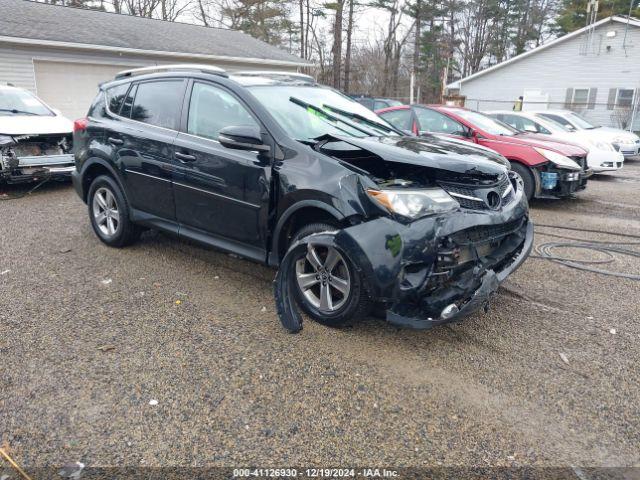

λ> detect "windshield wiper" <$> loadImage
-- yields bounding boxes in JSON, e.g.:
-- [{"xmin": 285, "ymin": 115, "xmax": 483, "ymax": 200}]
[
  {"xmin": 289, "ymin": 97, "xmax": 378, "ymax": 137},
  {"xmin": 321, "ymin": 104, "xmax": 402, "ymax": 135},
  {"xmin": 0, "ymin": 108, "xmax": 39, "ymax": 116}
]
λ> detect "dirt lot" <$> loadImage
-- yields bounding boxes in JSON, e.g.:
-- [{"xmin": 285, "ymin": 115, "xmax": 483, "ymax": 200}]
[{"xmin": 1, "ymin": 161, "xmax": 640, "ymax": 476}]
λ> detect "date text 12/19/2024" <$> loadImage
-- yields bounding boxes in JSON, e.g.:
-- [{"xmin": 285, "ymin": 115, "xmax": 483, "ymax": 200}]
[{"xmin": 233, "ymin": 468, "xmax": 400, "ymax": 478}]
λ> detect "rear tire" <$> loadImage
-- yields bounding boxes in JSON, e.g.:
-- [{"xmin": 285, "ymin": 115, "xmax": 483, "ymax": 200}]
[
  {"xmin": 289, "ymin": 223, "xmax": 371, "ymax": 327},
  {"xmin": 510, "ymin": 162, "xmax": 535, "ymax": 201},
  {"xmin": 87, "ymin": 175, "xmax": 140, "ymax": 248}
]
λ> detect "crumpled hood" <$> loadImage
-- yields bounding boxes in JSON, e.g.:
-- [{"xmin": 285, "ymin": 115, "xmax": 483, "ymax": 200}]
[
  {"xmin": 329, "ymin": 134, "xmax": 509, "ymax": 179},
  {"xmin": 0, "ymin": 114, "xmax": 73, "ymax": 136}
]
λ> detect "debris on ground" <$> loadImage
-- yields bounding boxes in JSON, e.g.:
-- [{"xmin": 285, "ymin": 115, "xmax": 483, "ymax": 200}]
[
  {"xmin": 609, "ymin": 328, "xmax": 617, "ymax": 335},
  {"xmin": 559, "ymin": 353, "xmax": 570, "ymax": 364},
  {"xmin": 148, "ymin": 399, "xmax": 158, "ymax": 406},
  {"xmin": 260, "ymin": 306, "xmax": 267, "ymax": 312},
  {"xmin": 0, "ymin": 270, "xmax": 10, "ymax": 275},
  {"xmin": 96, "ymin": 345, "xmax": 115, "ymax": 352},
  {"xmin": 175, "ymin": 300, "xmax": 182, "ymax": 305},
  {"xmin": 100, "ymin": 278, "xmax": 112, "ymax": 285},
  {"xmin": 57, "ymin": 461, "xmax": 85, "ymax": 479}
]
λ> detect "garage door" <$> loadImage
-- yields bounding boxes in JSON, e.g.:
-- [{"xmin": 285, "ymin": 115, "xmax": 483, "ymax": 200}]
[{"xmin": 34, "ymin": 61, "xmax": 140, "ymax": 120}]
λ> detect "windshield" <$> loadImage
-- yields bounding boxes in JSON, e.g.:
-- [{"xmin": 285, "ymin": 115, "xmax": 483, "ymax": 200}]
[
  {"xmin": 565, "ymin": 112, "xmax": 599, "ymax": 129},
  {"xmin": 445, "ymin": 108, "xmax": 517, "ymax": 136},
  {"xmin": 248, "ymin": 85, "xmax": 398, "ymax": 141},
  {"xmin": 0, "ymin": 88, "xmax": 53, "ymax": 116}
]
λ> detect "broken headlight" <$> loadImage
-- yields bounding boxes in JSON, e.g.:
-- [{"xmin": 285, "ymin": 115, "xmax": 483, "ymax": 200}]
[
  {"xmin": 533, "ymin": 148, "xmax": 581, "ymax": 171},
  {"xmin": 367, "ymin": 188, "xmax": 459, "ymax": 219}
]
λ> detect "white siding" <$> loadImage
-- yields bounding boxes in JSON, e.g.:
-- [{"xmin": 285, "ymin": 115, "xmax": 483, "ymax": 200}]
[
  {"xmin": 0, "ymin": 43, "xmax": 296, "ymax": 93},
  {"xmin": 458, "ymin": 20, "xmax": 640, "ymax": 130}
]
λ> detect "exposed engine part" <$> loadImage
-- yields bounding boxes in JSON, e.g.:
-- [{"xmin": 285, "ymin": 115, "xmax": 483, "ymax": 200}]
[{"xmin": 0, "ymin": 133, "xmax": 74, "ymax": 184}]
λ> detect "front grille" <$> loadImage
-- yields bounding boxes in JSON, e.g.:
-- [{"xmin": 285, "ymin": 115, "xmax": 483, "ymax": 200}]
[
  {"xmin": 439, "ymin": 174, "xmax": 512, "ymax": 211},
  {"xmin": 450, "ymin": 218, "xmax": 525, "ymax": 245}
]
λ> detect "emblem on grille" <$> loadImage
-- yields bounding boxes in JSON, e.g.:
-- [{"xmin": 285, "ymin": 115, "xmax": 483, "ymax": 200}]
[{"xmin": 486, "ymin": 190, "xmax": 501, "ymax": 210}]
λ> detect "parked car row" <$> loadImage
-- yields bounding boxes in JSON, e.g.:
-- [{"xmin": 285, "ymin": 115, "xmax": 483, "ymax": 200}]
[{"xmin": 376, "ymin": 104, "xmax": 593, "ymax": 201}]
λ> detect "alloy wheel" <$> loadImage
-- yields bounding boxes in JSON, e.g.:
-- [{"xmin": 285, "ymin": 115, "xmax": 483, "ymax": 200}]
[
  {"xmin": 92, "ymin": 187, "xmax": 120, "ymax": 237},
  {"xmin": 295, "ymin": 244, "xmax": 351, "ymax": 313}
]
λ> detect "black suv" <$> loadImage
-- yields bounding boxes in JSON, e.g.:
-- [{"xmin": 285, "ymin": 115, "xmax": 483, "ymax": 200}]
[{"xmin": 73, "ymin": 65, "xmax": 533, "ymax": 330}]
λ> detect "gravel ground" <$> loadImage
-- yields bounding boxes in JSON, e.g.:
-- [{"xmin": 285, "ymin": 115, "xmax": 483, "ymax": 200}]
[{"xmin": 1, "ymin": 162, "xmax": 640, "ymax": 476}]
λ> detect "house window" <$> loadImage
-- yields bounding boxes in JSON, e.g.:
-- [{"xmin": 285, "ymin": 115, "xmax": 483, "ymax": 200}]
[
  {"xmin": 572, "ymin": 88, "xmax": 590, "ymax": 106},
  {"xmin": 616, "ymin": 89, "xmax": 635, "ymax": 108}
]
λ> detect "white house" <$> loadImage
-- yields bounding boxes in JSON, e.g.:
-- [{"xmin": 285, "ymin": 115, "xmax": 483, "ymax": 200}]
[
  {"xmin": 447, "ymin": 16, "xmax": 640, "ymax": 131},
  {"xmin": 0, "ymin": 0, "xmax": 309, "ymax": 120}
]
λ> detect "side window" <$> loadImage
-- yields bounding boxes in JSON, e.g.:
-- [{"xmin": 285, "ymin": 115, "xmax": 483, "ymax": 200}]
[
  {"xmin": 374, "ymin": 100, "xmax": 388, "ymax": 111},
  {"xmin": 533, "ymin": 121, "xmax": 551, "ymax": 134},
  {"xmin": 415, "ymin": 107, "xmax": 466, "ymax": 136},
  {"xmin": 541, "ymin": 113, "xmax": 572, "ymax": 129},
  {"xmin": 498, "ymin": 114, "xmax": 520, "ymax": 130},
  {"xmin": 187, "ymin": 82, "xmax": 258, "ymax": 141},
  {"xmin": 379, "ymin": 109, "xmax": 412, "ymax": 131},
  {"xmin": 130, "ymin": 80, "xmax": 183, "ymax": 129},
  {"xmin": 105, "ymin": 83, "xmax": 129, "ymax": 115},
  {"xmin": 120, "ymin": 84, "xmax": 137, "ymax": 119}
]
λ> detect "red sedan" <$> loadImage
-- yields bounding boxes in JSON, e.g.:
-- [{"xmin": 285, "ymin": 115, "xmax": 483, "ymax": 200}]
[{"xmin": 376, "ymin": 105, "xmax": 592, "ymax": 200}]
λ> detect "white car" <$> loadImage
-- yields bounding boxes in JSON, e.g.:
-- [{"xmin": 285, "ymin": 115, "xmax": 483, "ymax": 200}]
[
  {"xmin": 0, "ymin": 84, "xmax": 74, "ymax": 183},
  {"xmin": 486, "ymin": 110, "xmax": 624, "ymax": 173},
  {"xmin": 529, "ymin": 109, "xmax": 640, "ymax": 159}
]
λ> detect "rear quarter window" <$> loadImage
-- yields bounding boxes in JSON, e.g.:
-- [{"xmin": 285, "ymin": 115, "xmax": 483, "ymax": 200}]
[{"xmin": 105, "ymin": 83, "xmax": 130, "ymax": 115}]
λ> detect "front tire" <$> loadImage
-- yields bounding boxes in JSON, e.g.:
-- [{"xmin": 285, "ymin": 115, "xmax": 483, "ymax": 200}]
[
  {"xmin": 290, "ymin": 223, "xmax": 371, "ymax": 327},
  {"xmin": 87, "ymin": 175, "xmax": 140, "ymax": 247},
  {"xmin": 510, "ymin": 162, "xmax": 535, "ymax": 201}
]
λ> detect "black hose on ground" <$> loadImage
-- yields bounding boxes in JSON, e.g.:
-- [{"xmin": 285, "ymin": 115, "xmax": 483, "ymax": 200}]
[{"xmin": 532, "ymin": 224, "xmax": 640, "ymax": 280}]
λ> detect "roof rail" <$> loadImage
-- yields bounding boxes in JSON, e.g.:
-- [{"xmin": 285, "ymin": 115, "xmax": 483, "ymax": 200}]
[
  {"xmin": 115, "ymin": 64, "xmax": 228, "ymax": 80},
  {"xmin": 232, "ymin": 70, "xmax": 315, "ymax": 82}
]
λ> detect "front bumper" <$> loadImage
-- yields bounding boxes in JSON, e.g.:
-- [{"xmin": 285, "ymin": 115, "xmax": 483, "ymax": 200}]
[
  {"xmin": 334, "ymin": 186, "xmax": 531, "ymax": 329},
  {"xmin": 615, "ymin": 143, "xmax": 640, "ymax": 158},
  {"xmin": 1, "ymin": 153, "xmax": 75, "ymax": 183},
  {"xmin": 587, "ymin": 150, "xmax": 624, "ymax": 172}
]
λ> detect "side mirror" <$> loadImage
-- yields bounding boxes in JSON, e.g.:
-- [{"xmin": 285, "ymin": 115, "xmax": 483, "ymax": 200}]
[{"xmin": 219, "ymin": 125, "xmax": 270, "ymax": 152}]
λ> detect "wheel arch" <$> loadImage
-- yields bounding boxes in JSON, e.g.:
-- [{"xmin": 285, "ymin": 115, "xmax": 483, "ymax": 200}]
[
  {"xmin": 269, "ymin": 200, "xmax": 347, "ymax": 267},
  {"xmin": 79, "ymin": 158, "xmax": 124, "ymax": 203}
]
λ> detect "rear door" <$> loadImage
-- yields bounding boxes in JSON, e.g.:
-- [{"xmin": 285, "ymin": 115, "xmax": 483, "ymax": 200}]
[
  {"xmin": 172, "ymin": 80, "xmax": 272, "ymax": 258},
  {"xmin": 111, "ymin": 79, "xmax": 186, "ymax": 222}
]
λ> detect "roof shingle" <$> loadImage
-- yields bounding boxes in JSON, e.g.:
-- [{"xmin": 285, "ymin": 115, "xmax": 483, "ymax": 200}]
[{"xmin": 0, "ymin": 0, "xmax": 308, "ymax": 66}]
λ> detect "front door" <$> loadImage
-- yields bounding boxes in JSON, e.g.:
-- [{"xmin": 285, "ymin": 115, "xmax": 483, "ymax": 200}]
[{"xmin": 172, "ymin": 81, "xmax": 272, "ymax": 257}]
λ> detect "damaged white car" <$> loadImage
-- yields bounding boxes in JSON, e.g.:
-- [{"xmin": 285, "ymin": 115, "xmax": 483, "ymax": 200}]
[{"xmin": 0, "ymin": 84, "xmax": 74, "ymax": 184}]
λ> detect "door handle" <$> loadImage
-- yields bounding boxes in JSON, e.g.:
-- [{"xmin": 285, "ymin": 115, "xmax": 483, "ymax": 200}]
[
  {"xmin": 108, "ymin": 137, "xmax": 124, "ymax": 145},
  {"xmin": 175, "ymin": 151, "xmax": 197, "ymax": 162}
]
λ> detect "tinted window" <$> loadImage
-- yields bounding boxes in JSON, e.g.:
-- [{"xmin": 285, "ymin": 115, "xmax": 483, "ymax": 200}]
[
  {"xmin": 415, "ymin": 107, "xmax": 466, "ymax": 136},
  {"xmin": 131, "ymin": 80, "xmax": 183, "ymax": 129},
  {"xmin": 187, "ymin": 82, "xmax": 258, "ymax": 141},
  {"xmin": 106, "ymin": 83, "xmax": 129, "ymax": 115},
  {"xmin": 379, "ymin": 109, "xmax": 412, "ymax": 130},
  {"xmin": 120, "ymin": 84, "xmax": 137, "ymax": 119}
]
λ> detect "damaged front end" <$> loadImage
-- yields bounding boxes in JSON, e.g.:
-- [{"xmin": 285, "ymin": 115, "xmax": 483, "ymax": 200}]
[
  {"xmin": 0, "ymin": 133, "xmax": 74, "ymax": 184},
  {"xmin": 274, "ymin": 134, "xmax": 534, "ymax": 332}
]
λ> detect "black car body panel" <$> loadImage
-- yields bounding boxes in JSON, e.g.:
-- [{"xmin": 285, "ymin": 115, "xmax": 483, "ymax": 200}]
[{"xmin": 73, "ymin": 69, "xmax": 533, "ymax": 330}]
